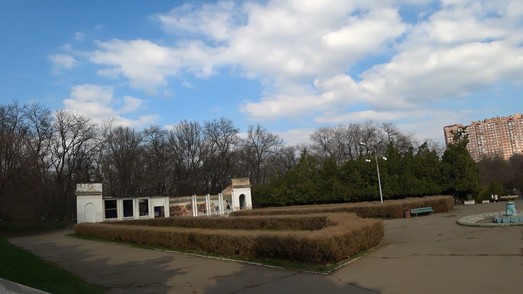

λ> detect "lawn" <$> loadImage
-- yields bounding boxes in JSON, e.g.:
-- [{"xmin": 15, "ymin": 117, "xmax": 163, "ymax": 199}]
[{"xmin": 0, "ymin": 223, "xmax": 104, "ymax": 294}]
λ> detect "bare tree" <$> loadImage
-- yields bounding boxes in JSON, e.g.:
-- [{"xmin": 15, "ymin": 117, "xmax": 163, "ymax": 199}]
[
  {"xmin": 101, "ymin": 125, "xmax": 144, "ymax": 197},
  {"xmin": 241, "ymin": 125, "xmax": 283, "ymax": 186},
  {"xmin": 273, "ymin": 145, "xmax": 301, "ymax": 175},
  {"xmin": 0, "ymin": 103, "xmax": 35, "ymax": 220},
  {"xmin": 310, "ymin": 126, "xmax": 336, "ymax": 160},
  {"xmin": 345, "ymin": 123, "xmax": 365, "ymax": 159},
  {"xmin": 22, "ymin": 103, "xmax": 54, "ymax": 219},
  {"xmin": 48, "ymin": 110, "xmax": 98, "ymax": 220},
  {"xmin": 168, "ymin": 120, "xmax": 209, "ymax": 195},
  {"xmin": 381, "ymin": 122, "xmax": 416, "ymax": 153},
  {"xmin": 310, "ymin": 122, "xmax": 379, "ymax": 161},
  {"xmin": 204, "ymin": 118, "xmax": 240, "ymax": 193},
  {"xmin": 142, "ymin": 125, "xmax": 171, "ymax": 195},
  {"xmin": 310, "ymin": 125, "xmax": 353, "ymax": 164},
  {"xmin": 358, "ymin": 120, "xmax": 383, "ymax": 155},
  {"xmin": 310, "ymin": 121, "xmax": 417, "ymax": 161},
  {"xmin": 23, "ymin": 104, "xmax": 53, "ymax": 178}
]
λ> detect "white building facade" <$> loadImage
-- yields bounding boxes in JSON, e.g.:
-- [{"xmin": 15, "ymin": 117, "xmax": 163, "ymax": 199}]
[
  {"xmin": 76, "ymin": 183, "xmax": 170, "ymax": 223},
  {"xmin": 77, "ymin": 179, "xmax": 252, "ymax": 223}
]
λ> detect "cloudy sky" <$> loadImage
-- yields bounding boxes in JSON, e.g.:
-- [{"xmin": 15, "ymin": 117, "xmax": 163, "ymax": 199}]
[{"xmin": 2, "ymin": 0, "xmax": 523, "ymax": 145}]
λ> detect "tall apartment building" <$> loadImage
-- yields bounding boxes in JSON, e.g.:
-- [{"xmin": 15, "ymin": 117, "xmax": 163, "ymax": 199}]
[{"xmin": 443, "ymin": 114, "xmax": 523, "ymax": 161}]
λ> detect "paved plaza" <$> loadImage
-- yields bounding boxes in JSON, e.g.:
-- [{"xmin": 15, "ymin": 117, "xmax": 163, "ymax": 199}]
[{"xmin": 8, "ymin": 200, "xmax": 523, "ymax": 294}]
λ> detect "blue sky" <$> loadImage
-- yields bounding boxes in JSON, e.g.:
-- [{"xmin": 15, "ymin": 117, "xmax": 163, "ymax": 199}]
[{"xmin": 2, "ymin": 0, "xmax": 523, "ymax": 146}]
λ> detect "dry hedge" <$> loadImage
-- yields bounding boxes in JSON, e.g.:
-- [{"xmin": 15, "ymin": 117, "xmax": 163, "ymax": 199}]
[
  {"xmin": 109, "ymin": 214, "xmax": 330, "ymax": 231},
  {"xmin": 75, "ymin": 213, "xmax": 383, "ymax": 265},
  {"xmin": 230, "ymin": 195, "xmax": 454, "ymax": 218},
  {"xmin": 74, "ymin": 195, "xmax": 453, "ymax": 266}
]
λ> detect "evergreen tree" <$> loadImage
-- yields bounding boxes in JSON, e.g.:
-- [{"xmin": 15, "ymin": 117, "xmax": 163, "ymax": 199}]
[
  {"xmin": 414, "ymin": 142, "xmax": 443, "ymax": 195},
  {"xmin": 253, "ymin": 151, "xmax": 319, "ymax": 206},
  {"xmin": 441, "ymin": 132, "xmax": 479, "ymax": 201}
]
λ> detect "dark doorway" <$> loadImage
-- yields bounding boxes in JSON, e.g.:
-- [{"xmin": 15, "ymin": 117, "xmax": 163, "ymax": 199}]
[
  {"xmin": 239, "ymin": 194, "xmax": 245, "ymax": 209},
  {"xmin": 104, "ymin": 200, "xmax": 117, "ymax": 219},
  {"xmin": 154, "ymin": 206, "xmax": 165, "ymax": 218},
  {"xmin": 138, "ymin": 199, "xmax": 149, "ymax": 216},
  {"xmin": 123, "ymin": 199, "xmax": 134, "ymax": 218}
]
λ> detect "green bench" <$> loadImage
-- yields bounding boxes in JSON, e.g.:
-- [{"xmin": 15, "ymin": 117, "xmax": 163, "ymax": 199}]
[{"xmin": 410, "ymin": 207, "xmax": 433, "ymax": 217}]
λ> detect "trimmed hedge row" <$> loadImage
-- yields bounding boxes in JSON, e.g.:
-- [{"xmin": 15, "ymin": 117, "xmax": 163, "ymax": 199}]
[
  {"xmin": 108, "ymin": 214, "xmax": 330, "ymax": 231},
  {"xmin": 74, "ymin": 196, "xmax": 452, "ymax": 265},
  {"xmin": 74, "ymin": 213, "xmax": 383, "ymax": 265},
  {"xmin": 230, "ymin": 195, "xmax": 454, "ymax": 219}
]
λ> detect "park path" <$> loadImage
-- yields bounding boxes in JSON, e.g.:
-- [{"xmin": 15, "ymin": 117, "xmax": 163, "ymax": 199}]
[
  {"xmin": 9, "ymin": 200, "xmax": 523, "ymax": 294},
  {"xmin": 332, "ymin": 200, "xmax": 523, "ymax": 294}
]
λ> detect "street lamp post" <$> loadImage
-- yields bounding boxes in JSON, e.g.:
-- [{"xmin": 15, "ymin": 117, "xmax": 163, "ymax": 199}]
[{"xmin": 360, "ymin": 142, "xmax": 386, "ymax": 204}]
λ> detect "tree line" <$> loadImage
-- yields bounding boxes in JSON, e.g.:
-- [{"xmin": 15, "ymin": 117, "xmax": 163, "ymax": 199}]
[
  {"xmin": 1, "ymin": 102, "xmax": 521, "ymax": 221},
  {"xmin": 0, "ymin": 102, "xmax": 291, "ymax": 221},
  {"xmin": 255, "ymin": 125, "xmax": 523, "ymax": 207},
  {"xmin": 255, "ymin": 137, "xmax": 476, "ymax": 206}
]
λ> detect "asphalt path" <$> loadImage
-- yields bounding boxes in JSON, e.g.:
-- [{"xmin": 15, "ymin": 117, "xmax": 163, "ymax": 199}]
[{"xmin": 9, "ymin": 200, "xmax": 523, "ymax": 294}]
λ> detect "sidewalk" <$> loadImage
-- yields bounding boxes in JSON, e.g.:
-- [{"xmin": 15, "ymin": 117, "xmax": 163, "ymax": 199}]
[
  {"xmin": 333, "ymin": 200, "xmax": 523, "ymax": 294},
  {"xmin": 8, "ymin": 200, "xmax": 523, "ymax": 294}
]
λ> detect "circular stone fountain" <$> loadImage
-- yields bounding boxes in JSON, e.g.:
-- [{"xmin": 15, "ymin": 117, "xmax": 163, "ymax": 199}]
[{"xmin": 457, "ymin": 201, "xmax": 523, "ymax": 227}]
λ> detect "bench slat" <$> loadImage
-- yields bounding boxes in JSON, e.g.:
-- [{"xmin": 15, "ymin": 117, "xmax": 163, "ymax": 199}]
[{"xmin": 410, "ymin": 207, "xmax": 433, "ymax": 216}]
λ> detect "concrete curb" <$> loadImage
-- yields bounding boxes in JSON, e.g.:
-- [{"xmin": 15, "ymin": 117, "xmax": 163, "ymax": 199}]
[
  {"xmin": 0, "ymin": 278, "xmax": 49, "ymax": 294},
  {"xmin": 457, "ymin": 211, "xmax": 523, "ymax": 227}
]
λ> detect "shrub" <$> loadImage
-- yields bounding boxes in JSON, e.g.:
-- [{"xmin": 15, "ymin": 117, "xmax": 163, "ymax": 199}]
[
  {"xmin": 108, "ymin": 214, "xmax": 330, "ymax": 231},
  {"xmin": 230, "ymin": 195, "xmax": 454, "ymax": 219},
  {"xmin": 74, "ymin": 213, "xmax": 383, "ymax": 265},
  {"xmin": 74, "ymin": 195, "xmax": 453, "ymax": 266}
]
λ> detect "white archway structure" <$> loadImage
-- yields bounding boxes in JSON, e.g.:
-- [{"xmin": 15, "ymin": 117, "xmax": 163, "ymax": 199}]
[
  {"xmin": 84, "ymin": 203, "xmax": 96, "ymax": 223},
  {"xmin": 76, "ymin": 183, "xmax": 104, "ymax": 223},
  {"xmin": 230, "ymin": 178, "xmax": 252, "ymax": 211}
]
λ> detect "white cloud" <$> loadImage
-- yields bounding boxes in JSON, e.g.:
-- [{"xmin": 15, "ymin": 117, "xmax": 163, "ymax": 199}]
[
  {"xmin": 49, "ymin": 54, "xmax": 77, "ymax": 73},
  {"xmin": 356, "ymin": 0, "xmax": 523, "ymax": 107},
  {"xmin": 181, "ymin": 80, "xmax": 194, "ymax": 88},
  {"xmin": 235, "ymin": 0, "xmax": 523, "ymax": 130},
  {"xmin": 89, "ymin": 1, "xmax": 407, "ymax": 92},
  {"xmin": 506, "ymin": 0, "xmax": 523, "ymax": 20},
  {"xmin": 59, "ymin": 44, "xmax": 73, "ymax": 50},
  {"xmin": 75, "ymin": 32, "xmax": 85, "ymax": 42},
  {"xmin": 321, "ymin": 8, "xmax": 405, "ymax": 53},
  {"xmin": 90, "ymin": 39, "xmax": 180, "ymax": 93},
  {"xmin": 63, "ymin": 85, "xmax": 114, "ymax": 119},
  {"xmin": 275, "ymin": 128, "xmax": 315, "ymax": 146},
  {"xmin": 119, "ymin": 96, "xmax": 143, "ymax": 113},
  {"xmin": 63, "ymin": 84, "xmax": 158, "ymax": 127},
  {"xmin": 222, "ymin": 2, "xmax": 406, "ymax": 81},
  {"xmin": 78, "ymin": 0, "xmax": 523, "ymax": 143},
  {"xmin": 154, "ymin": 1, "xmax": 237, "ymax": 41},
  {"xmin": 240, "ymin": 75, "xmax": 360, "ymax": 120},
  {"xmin": 241, "ymin": 92, "xmax": 319, "ymax": 120},
  {"xmin": 315, "ymin": 110, "xmax": 412, "ymax": 125}
]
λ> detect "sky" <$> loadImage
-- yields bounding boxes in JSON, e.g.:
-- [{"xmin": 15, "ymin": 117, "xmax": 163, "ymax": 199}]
[{"xmin": 1, "ymin": 0, "xmax": 523, "ymax": 146}]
